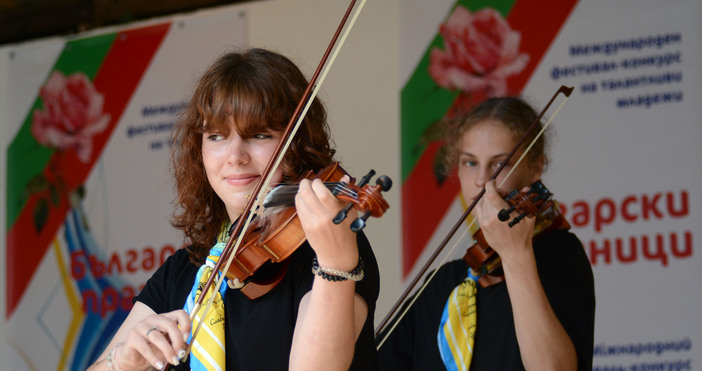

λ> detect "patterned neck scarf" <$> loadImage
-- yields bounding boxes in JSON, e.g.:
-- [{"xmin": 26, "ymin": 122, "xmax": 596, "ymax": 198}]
[
  {"xmin": 437, "ymin": 268, "xmax": 479, "ymax": 371},
  {"xmin": 437, "ymin": 214, "xmax": 479, "ymax": 371},
  {"xmin": 184, "ymin": 222, "xmax": 232, "ymax": 371}
]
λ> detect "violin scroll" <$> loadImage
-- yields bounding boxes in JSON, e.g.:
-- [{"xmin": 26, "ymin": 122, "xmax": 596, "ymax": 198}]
[
  {"xmin": 334, "ymin": 169, "xmax": 393, "ymax": 231},
  {"xmin": 498, "ymin": 180, "xmax": 554, "ymax": 227}
]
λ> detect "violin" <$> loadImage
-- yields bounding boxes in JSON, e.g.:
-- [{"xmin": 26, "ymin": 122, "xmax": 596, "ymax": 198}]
[
  {"xmin": 463, "ymin": 180, "xmax": 571, "ymax": 288},
  {"xmin": 225, "ymin": 162, "xmax": 391, "ymax": 299}
]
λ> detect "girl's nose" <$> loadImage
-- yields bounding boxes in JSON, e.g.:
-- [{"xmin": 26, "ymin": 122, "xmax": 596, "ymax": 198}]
[
  {"xmin": 227, "ymin": 136, "xmax": 249, "ymax": 165},
  {"xmin": 475, "ymin": 167, "xmax": 489, "ymax": 188}
]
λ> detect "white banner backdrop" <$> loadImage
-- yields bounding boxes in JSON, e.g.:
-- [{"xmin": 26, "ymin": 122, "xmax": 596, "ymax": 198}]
[
  {"xmin": 536, "ymin": 1, "xmax": 701, "ymax": 369},
  {"xmin": 398, "ymin": 0, "xmax": 701, "ymax": 370},
  {"xmin": 2, "ymin": 6, "xmax": 248, "ymax": 370}
]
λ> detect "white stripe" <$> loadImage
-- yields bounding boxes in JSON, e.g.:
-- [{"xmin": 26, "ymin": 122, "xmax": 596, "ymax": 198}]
[
  {"xmin": 446, "ymin": 290, "xmax": 468, "ymax": 371},
  {"xmin": 193, "ymin": 340, "xmax": 224, "ymax": 371},
  {"xmin": 451, "ymin": 286, "xmax": 473, "ymax": 354},
  {"xmin": 193, "ymin": 313, "xmax": 226, "ymax": 351}
]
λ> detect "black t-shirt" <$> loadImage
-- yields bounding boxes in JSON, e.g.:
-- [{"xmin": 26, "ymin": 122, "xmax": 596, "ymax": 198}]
[
  {"xmin": 377, "ymin": 229, "xmax": 595, "ymax": 370},
  {"xmin": 135, "ymin": 232, "xmax": 380, "ymax": 370}
]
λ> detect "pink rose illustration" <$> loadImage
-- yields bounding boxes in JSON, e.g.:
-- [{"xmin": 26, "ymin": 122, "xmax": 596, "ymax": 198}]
[
  {"xmin": 31, "ymin": 71, "xmax": 110, "ymax": 163},
  {"xmin": 428, "ymin": 6, "xmax": 529, "ymax": 98}
]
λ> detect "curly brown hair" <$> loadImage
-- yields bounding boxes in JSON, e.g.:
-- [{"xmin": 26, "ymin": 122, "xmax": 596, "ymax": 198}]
[
  {"xmin": 170, "ymin": 48, "xmax": 336, "ymax": 262},
  {"xmin": 440, "ymin": 96, "xmax": 550, "ymax": 177}
]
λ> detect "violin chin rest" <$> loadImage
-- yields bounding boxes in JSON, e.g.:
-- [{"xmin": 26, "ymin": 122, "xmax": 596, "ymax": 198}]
[{"xmin": 240, "ymin": 259, "xmax": 290, "ymax": 300}]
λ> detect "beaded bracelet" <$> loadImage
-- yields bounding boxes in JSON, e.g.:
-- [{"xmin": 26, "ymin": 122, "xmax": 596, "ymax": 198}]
[
  {"xmin": 312, "ymin": 257, "xmax": 364, "ymax": 282},
  {"xmin": 106, "ymin": 342, "xmax": 125, "ymax": 371}
]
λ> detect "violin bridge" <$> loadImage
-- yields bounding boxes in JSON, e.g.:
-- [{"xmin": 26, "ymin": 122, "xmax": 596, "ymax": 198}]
[{"xmin": 251, "ymin": 187, "xmax": 273, "ymax": 215}]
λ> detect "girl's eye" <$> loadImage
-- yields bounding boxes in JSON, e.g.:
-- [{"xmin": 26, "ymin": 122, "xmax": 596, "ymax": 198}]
[
  {"xmin": 206, "ymin": 133, "xmax": 224, "ymax": 141},
  {"xmin": 252, "ymin": 133, "xmax": 273, "ymax": 140},
  {"xmin": 461, "ymin": 159, "xmax": 477, "ymax": 167}
]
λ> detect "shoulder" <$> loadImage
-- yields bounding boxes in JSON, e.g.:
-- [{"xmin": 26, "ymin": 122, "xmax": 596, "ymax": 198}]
[
  {"xmin": 409, "ymin": 259, "xmax": 469, "ymax": 311},
  {"xmin": 134, "ymin": 246, "xmax": 199, "ymax": 312},
  {"xmin": 434, "ymin": 259, "xmax": 470, "ymax": 285},
  {"xmin": 534, "ymin": 229, "xmax": 590, "ymax": 268},
  {"xmin": 159, "ymin": 246, "xmax": 199, "ymax": 275},
  {"xmin": 534, "ymin": 229, "xmax": 595, "ymax": 299}
]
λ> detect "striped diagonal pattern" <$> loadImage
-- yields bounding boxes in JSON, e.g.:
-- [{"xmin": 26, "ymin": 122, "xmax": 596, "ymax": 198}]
[
  {"xmin": 185, "ymin": 241, "xmax": 228, "ymax": 371},
  {"xmin": 437, "ymin": 269, "xmax": 479, "ymax": 371}
]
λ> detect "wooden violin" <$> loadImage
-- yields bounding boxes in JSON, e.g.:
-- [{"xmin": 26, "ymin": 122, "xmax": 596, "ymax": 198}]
[
  {"xmin": 225, "ymin": 162, "xmax": 391, "ymax": 299},
  {"xmin": 463, "ymin": 180, "xmax": 571, "ymax": 288}
]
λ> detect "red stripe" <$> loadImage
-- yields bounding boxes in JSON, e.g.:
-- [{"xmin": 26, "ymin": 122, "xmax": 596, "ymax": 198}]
[
  {"xmin": 505, "ymin": 0, "xmax": 579, "ymax": 93},
  {"xmin": 402, "ymin": 142, "xmax": 460, "ymax": 275},
  {"xmin": 6, "ymin": 23, "xmax": 170, "ymax": 318},
  {"xmin": 401, "ymin": 0, "xmax": 578, "ymax": 277}
]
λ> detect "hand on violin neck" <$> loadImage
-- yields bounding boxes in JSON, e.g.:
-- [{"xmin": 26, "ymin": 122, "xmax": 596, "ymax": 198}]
[
  {"xmin": 295, "ymin": 177, "xmax": 359, "ymax": 272},
  {"xmin": 475, "ymin": 180, "xmax": 535, "ymax": 262}
]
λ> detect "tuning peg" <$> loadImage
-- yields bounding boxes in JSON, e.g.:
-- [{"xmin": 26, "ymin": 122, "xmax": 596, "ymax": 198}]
[
  {"xmin": 333, "ymin": 203, "xmax": 354, "ymax": 225},
  {"xmin": 358, "ymin": 169, "xmax": 375, "ymax": 187},
  {"xmin": 333, "ymin": 170, "xmax": 371, "ymax": 225},
  {"xmin": 376, "ymin": 175, "xmax": 392, "ymax": 191},
  {"xmin": 508, "ymin": 211, "xmax": 529, "ymax": 227},
  {"xmin": 498, "ymin": 206, "xmax": 515, "ymax": 222},
  {"xmin": 351, "ymin": 211, "xmax": 372, "ymax": 232}
]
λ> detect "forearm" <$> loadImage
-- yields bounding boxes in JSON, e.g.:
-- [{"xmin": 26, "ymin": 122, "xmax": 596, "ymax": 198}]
[
  {"xmin": 290, "ymin": 177, "xmax": 370, "ymax": 369},
  {"xmin": 503, "ymin": 251, "xmax": 577, "ymax": 371},
  {"xmin": 289, "ymin": 278, "xmax": 363, "ymax": 371}
]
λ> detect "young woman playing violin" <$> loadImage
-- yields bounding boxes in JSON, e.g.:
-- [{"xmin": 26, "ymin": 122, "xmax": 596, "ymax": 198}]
[
  {"xmin": 88, "ymin": 48, "xmax": 380, "ymax": 371},
  {"xmin": 377, "ymin": 97, "xmax": 595, "ymax": 370}
]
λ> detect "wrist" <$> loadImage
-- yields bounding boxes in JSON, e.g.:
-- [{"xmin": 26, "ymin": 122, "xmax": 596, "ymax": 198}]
[
  {"xmin": 106, "ymin": 343, "xmax": 125, "ymax": 371},
  {"xmin": 106, "ymin": 343, "xmax": 152, "ymax": 371},
  {"xmin": 314, "ymin": 248, "xmax": 359, "ymax": 272},
  {"xmin": 312, "ymin": 256, "xmax": 364, "ymax": 282}
]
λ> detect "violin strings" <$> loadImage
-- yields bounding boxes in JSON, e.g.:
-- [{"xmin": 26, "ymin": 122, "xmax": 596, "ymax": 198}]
[{"xmin": 265, "ymin": 182, "xmax": 358, "ymax": 205}]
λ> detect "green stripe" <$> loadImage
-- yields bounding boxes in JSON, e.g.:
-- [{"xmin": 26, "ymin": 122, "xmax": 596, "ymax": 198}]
[
  {"xmin": 6, "ymin": 33, "xmax": 116, "ymax": 230},
  {"xmin": 400, "ymin": 0, "xmax": 515, "ymax": 182}
]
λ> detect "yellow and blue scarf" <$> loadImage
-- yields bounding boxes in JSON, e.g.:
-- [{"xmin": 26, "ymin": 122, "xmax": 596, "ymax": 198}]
[{"xmin": 184, "ymin": 224, "xmax": 231, "ymax": 371}]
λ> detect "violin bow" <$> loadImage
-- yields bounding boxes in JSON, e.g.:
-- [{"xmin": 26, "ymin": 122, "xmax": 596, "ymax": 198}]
[
  {"xmin": 187, "ymin": 0, "xmax": 369, "ymax": 352},
  {"xmin": 374, "ymin": 85, "xmax": 573, "ymax": 348}
]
